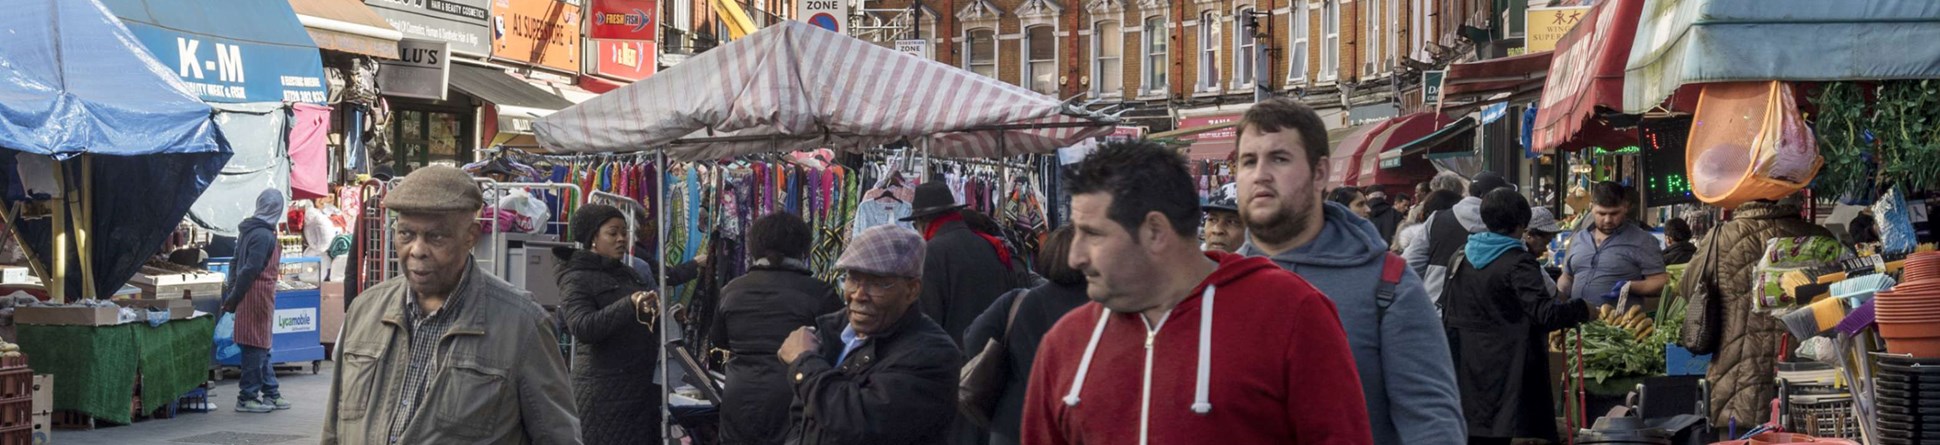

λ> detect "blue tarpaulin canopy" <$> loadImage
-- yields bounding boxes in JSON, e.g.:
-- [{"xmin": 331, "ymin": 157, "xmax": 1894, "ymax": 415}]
[
  {"xmin": 0, "ymin": 0, "xmax": 232, "ymax": 300},
  {"xmin": 100, "ymin": 0, "xmax": 328, "ymax": 103},
  {"xmin": 1624, "ymin": 0, "xmax": 1940, "ymax": 113}
]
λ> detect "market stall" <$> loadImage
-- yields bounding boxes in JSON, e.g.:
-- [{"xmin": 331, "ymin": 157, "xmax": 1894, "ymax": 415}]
[
  {"xmin": 1520, "ymin": 1, "xmax": 1940, "ymax": 443},
  {"xmin": 534, "ymin": 21, "xmax": 1117, "ymax": 444},
  {"xmin": 0, "ymin": 0, "xmax": 238, "ymax": 428}
]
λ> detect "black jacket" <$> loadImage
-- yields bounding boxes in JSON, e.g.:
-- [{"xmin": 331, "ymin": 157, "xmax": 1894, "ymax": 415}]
[
  {"xmin": 920, "ymin": 220, "xmax": 1022, "ymax": 348},
  {"xmin": 1366, "ymin": 199, "xmax": 1402, "ymax": 245},
  {"xmin": 713, "ymin": 261, "xmax": 842, "ymax": 445},
  {"xmin": 785, "ymin": 310, "xmax": 960, "ymax": 445},
  {"xmin": 1662, "ymin": 241, "xmax": 1697, "ymax": 266},
  {"xmin": 960, "ymin": 282, "xmax": 1090, "ymax": 442},
  {"xmin": 555, "ymin": 248, "xmax": 662, "ymax": 444},
  {"xmin": 1441, "ymin": 248, "xmax": 1592, "ymax": 441}
]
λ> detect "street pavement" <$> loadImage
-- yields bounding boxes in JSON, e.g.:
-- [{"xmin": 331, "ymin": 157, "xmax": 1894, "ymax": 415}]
[{"xmin": 61, "ymin": 362, "xmax": 335, "ymax": 445}]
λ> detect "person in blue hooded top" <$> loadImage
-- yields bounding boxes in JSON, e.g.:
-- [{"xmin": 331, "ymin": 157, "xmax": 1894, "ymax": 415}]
[{"xmin": 1439, "ymin": 188, "xmax": 1594, "ymax": 445}]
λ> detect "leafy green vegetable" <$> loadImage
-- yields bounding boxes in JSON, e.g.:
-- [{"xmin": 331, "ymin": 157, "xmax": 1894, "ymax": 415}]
[{"xmin": 1564, "ymin": 320, "xmax": 1667, "ymax": 384}]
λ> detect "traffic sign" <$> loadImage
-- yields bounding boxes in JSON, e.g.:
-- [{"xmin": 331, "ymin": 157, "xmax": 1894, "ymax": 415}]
[{"xmin": 798, "ymin": 0, "xmax": 848, "ymax": 33}]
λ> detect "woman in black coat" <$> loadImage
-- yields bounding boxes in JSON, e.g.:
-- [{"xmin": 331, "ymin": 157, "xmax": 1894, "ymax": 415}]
[
  {"xmin": 556, "ymin": 204, "xmax": 663, "ymax": 444},
  {"xmin": 962, "ymin": 227, "xmax": 1089, "ymax": 445},
  {"xmin": 710, "ymin": 212, "xmax": 841, "ymax": 445},
  {"xmin": 1441, "ymin": 190, "xmax": 1593, "ymax": 445}
]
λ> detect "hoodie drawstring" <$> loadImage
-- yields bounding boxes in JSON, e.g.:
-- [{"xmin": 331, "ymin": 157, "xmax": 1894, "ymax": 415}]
[
  {"xmin": 1192, "ymin": 285, "xmax": 1214, "ymax": 414},
  {"xmin": 1063, "ymin": 308, "xmax": 1111, "ymax": 407},
  {"xmin": 1063, "ymin": 285, "xmax": 1218, "ymax": 416}
]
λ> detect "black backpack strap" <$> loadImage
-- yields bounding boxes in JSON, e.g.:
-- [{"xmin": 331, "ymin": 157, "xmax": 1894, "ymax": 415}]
[{"xmin": 1374, "ymin": 253, "xmax": 1406, "ymax": 323}]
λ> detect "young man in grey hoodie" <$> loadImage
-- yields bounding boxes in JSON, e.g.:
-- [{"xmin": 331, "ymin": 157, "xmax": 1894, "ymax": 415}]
[{"xmin": 1231, "ymin": 98, "xmax": 1466, "ymax": 445}]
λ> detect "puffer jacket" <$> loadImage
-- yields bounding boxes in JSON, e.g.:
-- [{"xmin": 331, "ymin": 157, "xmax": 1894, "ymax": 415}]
[
  {"xmin": 555, "ymin": 248, "xmax": 662, "ymax": 444},
  {"xmin": 1676, "ymin": 200, "xmax": 1834, "ymax": 426}
]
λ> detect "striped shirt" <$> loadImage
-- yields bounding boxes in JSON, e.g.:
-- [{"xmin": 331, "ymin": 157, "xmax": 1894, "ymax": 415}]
[{"xmin": 387, "ymin": 266, "xmax": 471, "ymax": 444}]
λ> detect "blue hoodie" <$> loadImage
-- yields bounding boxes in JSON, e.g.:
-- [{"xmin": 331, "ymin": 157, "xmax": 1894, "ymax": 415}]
[{"xmin": 1237, "ymin": 201, "xmax": 1467, "ymax": 445}]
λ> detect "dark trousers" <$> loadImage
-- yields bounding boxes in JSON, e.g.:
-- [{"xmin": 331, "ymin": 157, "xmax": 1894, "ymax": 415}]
[{"xmin": 239, "ymin": 346, "xmax": 281, "ymax": 402}]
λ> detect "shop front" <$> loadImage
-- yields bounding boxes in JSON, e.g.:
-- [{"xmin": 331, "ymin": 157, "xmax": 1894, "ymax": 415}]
[{"xmin": 291, "ymin": 0, "xmax": 406, "ymax": 196}]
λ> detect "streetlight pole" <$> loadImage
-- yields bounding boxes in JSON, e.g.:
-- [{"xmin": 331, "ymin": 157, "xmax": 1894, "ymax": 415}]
[{"xmin": 1245, "ymin": 11, "xmax": 1271, "ymax": 103}]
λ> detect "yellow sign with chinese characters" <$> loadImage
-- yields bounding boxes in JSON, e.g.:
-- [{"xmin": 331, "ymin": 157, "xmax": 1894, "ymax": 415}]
[{"xmin": 1527, "ymin": 6, "xmax": 1592, "ymax": 54}]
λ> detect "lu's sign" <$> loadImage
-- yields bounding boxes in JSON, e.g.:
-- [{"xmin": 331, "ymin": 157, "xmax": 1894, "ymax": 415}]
[{"xmin": 380, "ymin": 39, "xmax": 453, "ymax": 100}]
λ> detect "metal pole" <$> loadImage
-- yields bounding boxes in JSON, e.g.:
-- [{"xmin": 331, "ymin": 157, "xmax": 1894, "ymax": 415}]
[
  {"xmin": 1250, "ymin": 14, "xmax": 1269, "ymax": 103},
  {"xmin": 657, "ymin": 148, "xmax": 672, "ymax": 445}
]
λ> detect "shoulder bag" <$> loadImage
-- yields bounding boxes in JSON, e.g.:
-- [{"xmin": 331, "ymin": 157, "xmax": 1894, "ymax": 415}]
[
  {"xmin": 959, "ymin": 288, "xmax": 1028, "ymax": 428},
  {"xmin": 1678, "ymin": 234, "xmax": 1725, "ymax": 355}
]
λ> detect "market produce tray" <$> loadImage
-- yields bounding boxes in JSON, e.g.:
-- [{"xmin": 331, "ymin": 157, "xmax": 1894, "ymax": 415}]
[
  {"xmin": 1881, "ymin": 412, "xmax": 1940, "ymax": 426},
  {"xmin": 1880, "ymin": 393, "xmax": 1940, "ymax": 408},
  {"xmin": 1880, "ymin": 386, "xmax": 1940, "ymax": 400},
  {"xmin": 1876, "ymin": 437, "xmax": 1940, "ymax": 445},
  {"xmin": 1882, "ymin": 404, "xmax": 1940, "ymax": 416},
  {"xmin": 1877, "ymin": 425, "xmax": 1940, "ymax": 443}
]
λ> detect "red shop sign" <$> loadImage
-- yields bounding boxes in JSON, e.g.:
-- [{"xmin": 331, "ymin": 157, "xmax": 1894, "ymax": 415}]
[
  {"xmin": 589, "ymin": 0, "xmax": 658, "ymax": 41},
  {"xmin": 592, "ymin": 38, "xmax": 656, "ymax": 81}
]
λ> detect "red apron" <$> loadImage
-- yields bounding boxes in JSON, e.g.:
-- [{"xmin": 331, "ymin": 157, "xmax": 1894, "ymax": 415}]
[{"xmin": 234, "ymin": 248, "xmax": 280, "ymax": 349}]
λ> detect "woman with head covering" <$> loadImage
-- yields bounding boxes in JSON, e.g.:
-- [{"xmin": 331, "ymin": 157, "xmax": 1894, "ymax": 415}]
[
  {"xmin": 554, "ymin": 204, "xmax": 664, "ymax": 444},
  {"xmin": 221, "ymin": 188, "xmax": 289, "ymax": 413},
  {"xmin": 711, "ymin": 212, "xmax": 841, "ymax": 445}
]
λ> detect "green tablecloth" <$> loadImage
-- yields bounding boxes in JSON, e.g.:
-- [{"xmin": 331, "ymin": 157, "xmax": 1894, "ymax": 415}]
[{"xmin": 17, "ymin": 316, "xmax": 214, "ymax": 424}]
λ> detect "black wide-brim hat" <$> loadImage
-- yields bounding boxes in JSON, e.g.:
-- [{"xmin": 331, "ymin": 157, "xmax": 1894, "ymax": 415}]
[{"xmin": 900, "ymin": 181, "xmax": 966, "ymax": 221}]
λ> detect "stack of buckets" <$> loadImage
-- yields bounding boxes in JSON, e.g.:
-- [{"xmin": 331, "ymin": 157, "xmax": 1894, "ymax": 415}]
[
  {"xmin": 1880, "ymin": 252, "xmax": 1940, "ymax": 357},
  {"xmin": 1873, "ymin": 353, "xmax": 1940, "ymax": 444}
]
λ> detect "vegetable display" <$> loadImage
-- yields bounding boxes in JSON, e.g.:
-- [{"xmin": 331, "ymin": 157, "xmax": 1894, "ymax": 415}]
[{"xmin": 1555, "ymin": 304, "xmax": 1668, "ymax": 384}]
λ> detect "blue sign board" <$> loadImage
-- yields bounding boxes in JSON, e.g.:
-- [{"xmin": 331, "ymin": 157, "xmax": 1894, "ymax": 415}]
[{"xmin": 102, "ymin": 0, "xmax": 328, "ymax": 103}]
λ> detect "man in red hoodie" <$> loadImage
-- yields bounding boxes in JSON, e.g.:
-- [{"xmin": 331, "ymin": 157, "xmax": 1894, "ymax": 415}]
[{"xmin": 1022, "ymin": 140, "xmax": 1373, "ymax": 445}]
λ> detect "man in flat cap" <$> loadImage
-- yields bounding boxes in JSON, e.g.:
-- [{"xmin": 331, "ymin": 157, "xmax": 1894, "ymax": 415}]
[
  {"xmin": 324, "ymin": 166, "xmax": 581, "ymax": 445},
  {"xmin": 777, "ymin": 225, "xmax": 960, "ymax": 445}
]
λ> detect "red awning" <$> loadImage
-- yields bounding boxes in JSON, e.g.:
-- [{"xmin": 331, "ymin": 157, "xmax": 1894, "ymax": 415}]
[
  {"xmin": 1344, "ymin": 112, "xmax": 1453, "ymax": 187},
  {"xmin": 1328, "ymin": 121, "xmax": 1392, "ymax": 188},
  {"xmin": 1532, "ymin": 0, "xmax": 1644, "ymax": 154},
  {"xmin": 1438, "ymin": 51, "xmax": 1553, "ymax": 110},
  {"xmin": 578, "ymin": 75, "xmax": 629, "ymax": 94}
]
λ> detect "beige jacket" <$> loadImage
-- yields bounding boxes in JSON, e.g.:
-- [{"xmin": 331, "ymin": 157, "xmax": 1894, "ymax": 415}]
[{"xmin": 323, "ymin": 261, "xmax": 581, "ymax": 445}]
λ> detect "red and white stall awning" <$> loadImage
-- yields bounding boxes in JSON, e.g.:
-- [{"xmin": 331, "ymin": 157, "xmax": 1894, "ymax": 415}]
[{"xmin": 535, "ymin": 21, "xmax": 1117, "ymax": 161}]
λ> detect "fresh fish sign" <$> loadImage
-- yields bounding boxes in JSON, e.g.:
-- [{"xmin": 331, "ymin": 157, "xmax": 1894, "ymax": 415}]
[{"xmin": 590, "ymin": 0, "xmax": 659, "ymax": 40}]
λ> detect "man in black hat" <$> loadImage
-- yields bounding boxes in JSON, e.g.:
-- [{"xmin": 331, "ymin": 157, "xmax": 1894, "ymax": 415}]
[
  {"xmin": 1202, "ymin": 183, "xmax": 1245, "ymax": 253},
  {"xmin": 901, "ymin": 181, "xmax": 1022, "ymax": 348}
]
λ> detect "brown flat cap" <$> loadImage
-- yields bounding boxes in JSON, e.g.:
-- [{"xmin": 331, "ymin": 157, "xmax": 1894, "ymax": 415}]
[{"xmin": 384, "ymin": 165, "xmax": 483, "ymax": 213}]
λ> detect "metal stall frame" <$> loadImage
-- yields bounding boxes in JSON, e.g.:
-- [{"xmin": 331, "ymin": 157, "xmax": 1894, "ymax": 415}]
[{"xmin": 470, "ymin": 179, "xmax": 583, "ymax": 279}]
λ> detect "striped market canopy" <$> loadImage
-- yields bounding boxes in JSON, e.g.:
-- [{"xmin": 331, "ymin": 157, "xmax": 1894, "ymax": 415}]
[{"xmin": 535, "ymin": 21, "xmax": 1117, "ymax": 161}]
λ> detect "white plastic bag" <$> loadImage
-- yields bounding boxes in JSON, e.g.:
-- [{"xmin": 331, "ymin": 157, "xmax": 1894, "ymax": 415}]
[{"xmin": 498, "ymin": 189, "xmax": 550, "ymax": 234}]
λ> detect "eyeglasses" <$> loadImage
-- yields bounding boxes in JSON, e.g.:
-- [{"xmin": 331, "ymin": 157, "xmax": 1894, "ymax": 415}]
[{"xmin": 839, "ymin": 273, "xmax": 903, "ymax": 294}]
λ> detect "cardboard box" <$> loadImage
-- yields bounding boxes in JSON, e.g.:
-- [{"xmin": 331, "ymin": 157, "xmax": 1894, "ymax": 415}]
[
  {"xmin": 14, "ymin": 306, "xmax": 121, "ymax": 326},
  {"xmin": 321, "ymin": 282, "xmax": 345, "ymax": 345},
  {"xmin": 31, "ymin": 410, "xmax": 47, "ymax": 443},
  {"xmin": 111, "ymin": 299, "xmax": 193, "ymax": 320},
  {"xmin": 0, "ymin": 267, "xmax": 33, "ymax": 285},
  {"xmin": 31, "ymin": 375, "xmax": 49, "ymax": 414},
  {"xmin": 128, "ymin": 268, "xmax": 225, "ymax": 300}
]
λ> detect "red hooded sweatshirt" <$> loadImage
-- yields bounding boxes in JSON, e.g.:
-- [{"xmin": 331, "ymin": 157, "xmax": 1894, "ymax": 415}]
[{"xmin": 1022, "ymin": 251, "xmax": 1373, "ymax": 445}]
